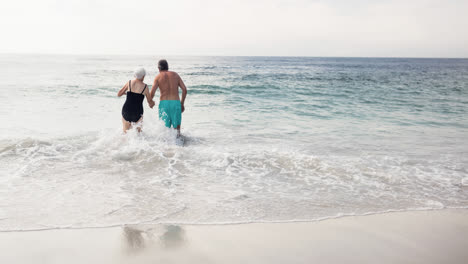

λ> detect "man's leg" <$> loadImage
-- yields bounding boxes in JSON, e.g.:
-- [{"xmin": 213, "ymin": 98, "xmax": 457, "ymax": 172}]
[
  {"xmin": 159, "ymin": 103, "xmax": 172, "ymax": 128},
  {"xmin": 174, "ymin": 101, "xmax": 182, "ymax": 137}
]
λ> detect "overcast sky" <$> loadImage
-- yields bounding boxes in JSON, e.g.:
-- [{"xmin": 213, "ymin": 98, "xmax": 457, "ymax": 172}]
[{"xmin": 1, "ymin": 0, "xmax": 467, "ymax": 57}]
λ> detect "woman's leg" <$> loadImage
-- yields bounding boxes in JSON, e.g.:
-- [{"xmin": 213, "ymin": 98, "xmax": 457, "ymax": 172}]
[
  {"xmin": 122, "ymin": 117, "xmax": 131, "ymax": 133},
  {"xmin": 135, "ymin": 116, "xmax": 143, "ymax": 133}
]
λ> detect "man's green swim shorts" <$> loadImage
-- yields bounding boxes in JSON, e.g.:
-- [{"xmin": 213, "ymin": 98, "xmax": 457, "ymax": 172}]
[{"xmin": 159, "ymin": 100, "xmax": 182, "ymax": 128}]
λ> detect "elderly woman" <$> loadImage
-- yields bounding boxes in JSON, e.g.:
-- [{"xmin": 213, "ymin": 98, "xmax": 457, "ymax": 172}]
[{"xmin": 117, "ymin": 68, "xmax": 155, "ymax": 133}]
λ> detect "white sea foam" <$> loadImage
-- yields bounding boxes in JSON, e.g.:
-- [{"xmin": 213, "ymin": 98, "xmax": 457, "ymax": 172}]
[
  {"xmin": 1, "ymin": 122, "xmax": 467, "ymax": 231},
  {"xmin": 462, "ymin": 178, "xmax": 468, "ymax": 186}
]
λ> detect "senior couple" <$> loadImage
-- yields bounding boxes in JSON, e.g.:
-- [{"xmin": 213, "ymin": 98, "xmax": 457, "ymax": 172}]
[{"xmin": 117, "ymin": 59, "xmax": 187, "ymax": 136}]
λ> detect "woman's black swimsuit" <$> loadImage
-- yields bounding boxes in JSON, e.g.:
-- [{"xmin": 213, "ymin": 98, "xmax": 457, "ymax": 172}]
[{"xmin": 122, "ymin": 80, "xmax": 147, "ymax": 122}]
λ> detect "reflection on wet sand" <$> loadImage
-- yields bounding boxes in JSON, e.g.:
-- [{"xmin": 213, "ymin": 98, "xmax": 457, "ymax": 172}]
[
  {"xmin": 161, "ymin": 225, "xmax": 185, "ymax": 248},
  {"xmin": 123, "ymin": 224, "xmax": 186, "ymax": 253},
  {"xmin": 123, "ymin": 226, "xmax": 145, "ymax": 251}
]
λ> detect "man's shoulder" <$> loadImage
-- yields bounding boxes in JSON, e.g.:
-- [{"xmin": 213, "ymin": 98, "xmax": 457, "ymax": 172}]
[{"xmin": 156, "ymin": 71, "xmax": 179, "ymax": 76}]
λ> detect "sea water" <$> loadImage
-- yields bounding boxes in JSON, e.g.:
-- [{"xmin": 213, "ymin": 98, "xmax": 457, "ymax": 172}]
[{"xmin": 0, "ymin": 54, "xmax": 467, "ymax": 231}]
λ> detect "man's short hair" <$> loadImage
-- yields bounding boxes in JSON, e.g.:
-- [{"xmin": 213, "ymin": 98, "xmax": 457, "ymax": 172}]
[{"xmin": 158, "ymin": 59, "xmax": 169, "ymax": 71}]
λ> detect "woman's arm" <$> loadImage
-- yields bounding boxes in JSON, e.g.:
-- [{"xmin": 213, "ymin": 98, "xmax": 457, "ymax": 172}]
[
  {"xmin": 144, "ymin": 85, "xmax": 156, "ymax": 108},
  {"xmin": 117, "ymin": 82, "xmax": 129, "ymax": 97}
]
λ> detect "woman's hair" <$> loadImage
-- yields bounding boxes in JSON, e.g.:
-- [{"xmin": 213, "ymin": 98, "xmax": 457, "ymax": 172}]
[{"xmin": 134, "ymin": 67, "xmax": 146, "ymax": 80}]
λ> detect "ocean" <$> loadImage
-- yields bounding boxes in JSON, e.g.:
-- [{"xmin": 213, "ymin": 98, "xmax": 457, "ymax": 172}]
[{"xmin": 0, "ymin": 54, "xmax": 467, "ymax": 231}]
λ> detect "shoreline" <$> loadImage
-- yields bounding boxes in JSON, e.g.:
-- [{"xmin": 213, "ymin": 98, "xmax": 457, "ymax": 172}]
[
  {"xmin": 1, "ymin": 209, "xmax": 467, "ymax": 264},
  {"xmin": 1, "ymin": 207, "xmax": 467, "ymax": 233}
]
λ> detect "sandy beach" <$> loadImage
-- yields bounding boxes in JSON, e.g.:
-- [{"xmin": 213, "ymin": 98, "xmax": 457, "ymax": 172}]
[{"xmin": 1, "ymin": 209, "xmax": 467, "ymax": 264}]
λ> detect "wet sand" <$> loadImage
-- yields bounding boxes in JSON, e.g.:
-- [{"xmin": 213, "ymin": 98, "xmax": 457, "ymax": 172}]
[{"xmin": 1, "ymin": 209, "xmax": 467, "ymax": 264}]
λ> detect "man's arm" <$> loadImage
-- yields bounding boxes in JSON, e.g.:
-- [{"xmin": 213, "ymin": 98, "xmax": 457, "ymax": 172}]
[
  {"xmin": 150, "ymin": 75, "xmax": 159, "ymax": 100},
  {"xmin": 117, "ymin": 82, "xmax": 128, "ymax": 97},
  {"xmin": 178, "ymin": 74, "xmax": 187, "ymax": 113}
]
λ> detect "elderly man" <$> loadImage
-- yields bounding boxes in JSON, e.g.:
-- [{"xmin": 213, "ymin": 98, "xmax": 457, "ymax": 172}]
[{"xmin": 150, "ymin": 59, "xmax": 187, "ymax": 137}]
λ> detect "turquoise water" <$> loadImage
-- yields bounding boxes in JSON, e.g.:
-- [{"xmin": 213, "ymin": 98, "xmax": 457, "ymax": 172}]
[{"xmin": 0, "ymin": 55, "xmax": 467, "ymax": 231}]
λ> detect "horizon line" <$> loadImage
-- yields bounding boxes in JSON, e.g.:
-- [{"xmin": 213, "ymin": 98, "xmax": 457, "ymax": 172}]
[{"xmin": 1, "ymin": 52, "xmax": 467, "ymax": 60}]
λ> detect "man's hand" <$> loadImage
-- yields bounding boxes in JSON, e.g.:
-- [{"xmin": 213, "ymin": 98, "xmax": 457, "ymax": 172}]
[
  {"xmin": 181, "ymin": 103, "xmax": 185, "ymax": 113},
  {"xmin": 149, "ymin": 100, "xmax": 155, "ymax": 109}
]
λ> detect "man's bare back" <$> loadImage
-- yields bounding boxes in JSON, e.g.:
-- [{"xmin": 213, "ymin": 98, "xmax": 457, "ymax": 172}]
[{"xmin": 151, "ymin": 71, "xmax": 187, "ymax": 109}]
